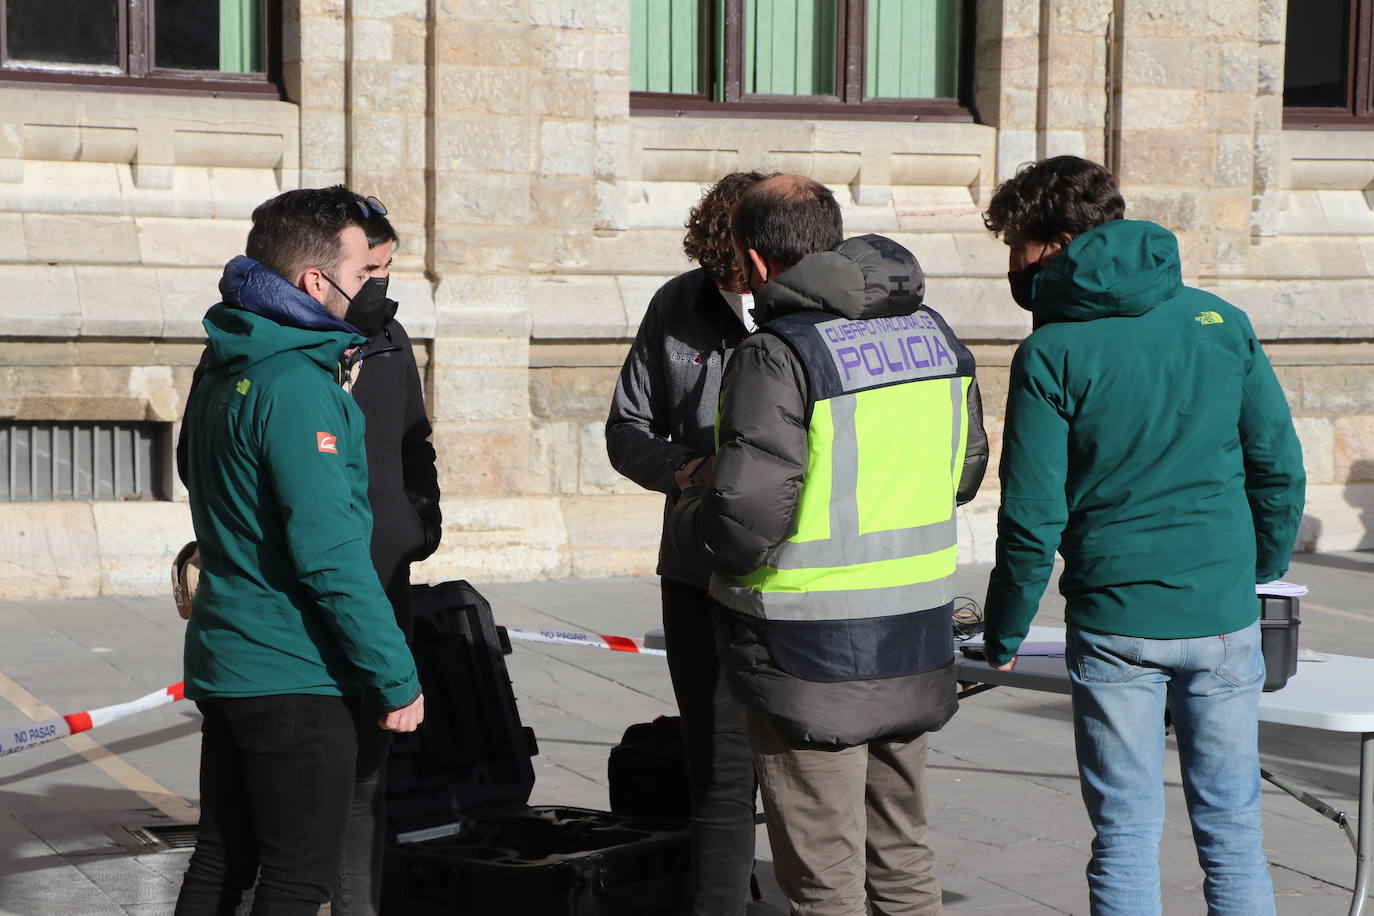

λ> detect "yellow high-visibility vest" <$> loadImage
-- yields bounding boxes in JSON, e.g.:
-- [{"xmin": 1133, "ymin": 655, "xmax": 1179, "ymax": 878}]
[{"xmin": 711, "ymin": 307, "xmax": 973, "ymax": 626}]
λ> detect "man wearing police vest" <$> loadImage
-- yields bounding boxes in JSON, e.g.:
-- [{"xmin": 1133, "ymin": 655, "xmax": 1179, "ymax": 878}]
[{"xmin": 670, "ymin": 175, "xmax": 988, "ymax": 915}]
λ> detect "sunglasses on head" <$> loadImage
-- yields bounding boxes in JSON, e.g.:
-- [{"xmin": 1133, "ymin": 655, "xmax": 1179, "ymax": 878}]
[{"xmin": 354, "ymin": 195, "xmax": 388, "ymax": 219}]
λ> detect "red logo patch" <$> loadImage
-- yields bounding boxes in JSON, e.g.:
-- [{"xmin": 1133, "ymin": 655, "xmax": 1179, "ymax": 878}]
[{"xmin": 316, "ymin": 432, "xmax": 338, "ymax": 454}]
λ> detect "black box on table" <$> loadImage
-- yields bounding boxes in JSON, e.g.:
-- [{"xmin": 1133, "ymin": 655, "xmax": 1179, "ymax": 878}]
[{"xmin": 1259, "ymin": 595, "xmax": 1300, "ymax": 692}]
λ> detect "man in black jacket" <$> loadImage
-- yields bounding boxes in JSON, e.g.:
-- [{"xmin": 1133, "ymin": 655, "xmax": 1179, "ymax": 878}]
[
  {"xmin": 177, "ymin": 191, "xmax": 441, "ymax": 916},
  {"xmin": 331, "ymin": 198, "xmax": 442, "ymax": 916},
  {"xmin": 606, "ymin": 171, "xmax": 770, "ymax": 915},
  {"xmin": 671, "ymin": 175, "xmax": 987, "ymax": 915}
]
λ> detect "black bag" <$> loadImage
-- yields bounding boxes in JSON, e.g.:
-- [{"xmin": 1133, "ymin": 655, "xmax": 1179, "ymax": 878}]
[{"xmin": 607, "ymin": 716, "xmax": 691, "ymax": 825}]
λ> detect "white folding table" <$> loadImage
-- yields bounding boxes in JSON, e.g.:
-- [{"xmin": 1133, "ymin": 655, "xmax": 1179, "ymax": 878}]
[{"xmin": 956, "ymin": 625, "xmax": 1374, "ymax": 916}]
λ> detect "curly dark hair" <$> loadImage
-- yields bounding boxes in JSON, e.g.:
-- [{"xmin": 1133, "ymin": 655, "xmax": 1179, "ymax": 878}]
[
  {"xmin": 684, "ymin": 171, "xmax": 776, "ymax": 292},
  {"xmin": 982, "ymin": 156, "xmax": 1125, "ymax": 244}
]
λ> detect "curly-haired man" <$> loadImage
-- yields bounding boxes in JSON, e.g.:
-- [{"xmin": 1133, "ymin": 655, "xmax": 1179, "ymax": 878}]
[
  {"xmin": 980, "ymin": 156, "xmax": 1305, "ymax": 916},
  {"xmin": 605, "ymin": 171, "xmax": 774, "ymax": 914}
]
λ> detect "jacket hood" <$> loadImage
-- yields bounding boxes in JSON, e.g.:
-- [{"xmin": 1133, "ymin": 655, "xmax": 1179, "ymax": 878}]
[
  {"xmin": 1032, "ymin": 219, "xmax": 1184, "ymax": 322},
  {"xmin": 219, "ymin": 255, "xmax": 364, "ymax": 334},
  {"xmin": 753, "ymin": 234, "xmax": 926, "ymax": 324},
  {"xmin": 203, "ymin": 256, "xmax": 364, "ymax": 375}
]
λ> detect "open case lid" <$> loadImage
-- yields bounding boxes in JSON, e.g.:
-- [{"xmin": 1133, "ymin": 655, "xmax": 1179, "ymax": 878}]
[{"xmin": 385, "ymin": 580, "xmax": 539, "ymax": 842}]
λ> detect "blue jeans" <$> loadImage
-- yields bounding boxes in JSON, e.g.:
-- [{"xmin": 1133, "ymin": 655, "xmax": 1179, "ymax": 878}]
[{"xmin": 1066, "ymin": 621, "xmax": 1274, "ymax": 916}]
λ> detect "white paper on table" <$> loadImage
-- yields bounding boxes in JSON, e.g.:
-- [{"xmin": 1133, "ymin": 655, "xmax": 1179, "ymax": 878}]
[{"xmin": 1257, "ymin": 579, "xmax": 1308, "ymax": 597}]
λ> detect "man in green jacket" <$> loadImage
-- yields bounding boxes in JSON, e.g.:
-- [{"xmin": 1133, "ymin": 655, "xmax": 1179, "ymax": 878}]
[
  {"xmin": 175, "ymin": 187, "xmax": 425, "ymax": 916},
  {"xmin": 981, "ymin": 157, "xmax": 1304, "ymax": 916}
]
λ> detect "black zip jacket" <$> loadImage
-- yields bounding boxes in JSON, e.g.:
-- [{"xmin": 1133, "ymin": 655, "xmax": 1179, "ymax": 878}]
[
  {"xmin": 605, "ymin": 268, "xmax": 750, "ymax": 587},
  {"xmin": 345, "ymin": 316, "xmax": 442, "ymax": 636}
]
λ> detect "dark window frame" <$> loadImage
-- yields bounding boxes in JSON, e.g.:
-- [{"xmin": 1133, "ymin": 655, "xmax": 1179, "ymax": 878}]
[
  {"xmin": 1284, "ymin": 0, "xmax": 1374, "ymax": 128},
  {"xmin": 631, "ymin": 0, "xmax": 975, "ymax": 122},
  {"xmin": 0, "ymin": 0, "xmax": 283, "ymax": 100}
]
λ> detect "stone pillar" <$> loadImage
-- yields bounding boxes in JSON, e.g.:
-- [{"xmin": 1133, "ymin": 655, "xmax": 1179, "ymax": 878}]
[
  {"xmin": 1252, "ymin": 0, "xmax": 1288, "ymax": 239},
  {"xmin": 344, "ymin": 0, "xmax": 430, "ymax": 266},
  {"xmin": 1113, "ymin": 0, "xmax": 1266, "ymax": 275},
  {"xmin": 419, "ymin": 0, "xmax": 635, "ymax": 581},
  {"xmin": 285, "ymin": 0, "xmax": 348, "ymax": 187},
  {"xmin": 985, "ymin": 0, "xmax": 1111, "ymax": 181},
  {"xmin": 988, "ymin": 0, "xmax": 1040, "ymax": 181},
  {"xmin": 428, "ymin": 0, "xmax": 545, "ymax": 574},
  {"xmin": 1041, "ymin": 0, "xmax": 1111, "ymax": 162}
]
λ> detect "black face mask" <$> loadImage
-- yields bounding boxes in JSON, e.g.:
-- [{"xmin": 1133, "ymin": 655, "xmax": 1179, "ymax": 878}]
[
  {"xmin": 1007, "ymin": 261, "xmax": 1042, "ymax": 311},
  {"xmin": 323, "ymin": 274, "xmax": 391, "ymax": 338}
]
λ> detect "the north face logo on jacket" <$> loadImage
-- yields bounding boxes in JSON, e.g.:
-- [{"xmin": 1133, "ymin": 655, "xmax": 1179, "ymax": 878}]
[{"xmin": 316, "ymin": 432, "xmax": 338, "ymax": 454}]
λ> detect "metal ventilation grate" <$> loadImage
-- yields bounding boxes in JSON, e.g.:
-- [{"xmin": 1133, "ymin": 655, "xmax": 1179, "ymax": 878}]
[
  {"xmin": 0, "ymin": 421, "xmax": 165, "ymax": 501},
  {"xmin": 130, "ymin": 822, "xmax": 199, "ymax": 850}
]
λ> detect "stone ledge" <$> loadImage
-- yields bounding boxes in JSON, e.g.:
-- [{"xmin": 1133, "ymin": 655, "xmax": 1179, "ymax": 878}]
[
  {"xmin": 0, "ymin": 87, "xmax": 299, "ymax": 174},
  {"xmin": 0, "ymin": 363, "xmax": 183, "ymax": 421},
  {"xmin": 630, "ymin": 117, "xmax": 998, "ymax": 209},
  {"xmin": 0, "ymin": 265, "xmax": 436, "ymax": 341},
  {"xmin": 1275, "ymin": 191, "xmax": 1374, "ymax": 236},
  {"xmin": 0, "ymin": 500, "xmax": 190, "ymax": 600},
  {"xmin": 92, "ymin": 501, "xmax": 194, "ymax": 596},
  {"xmin": 522, "ymin": 271, "xmax": 1031, "ymax": 340},
  {"xmin": 1209, "ymin": 278, "xmax": 1374, "ymax": 339},
  {"xmin": 1283, "ymin": 130, "xmax": 1374, "ymax": 191}
]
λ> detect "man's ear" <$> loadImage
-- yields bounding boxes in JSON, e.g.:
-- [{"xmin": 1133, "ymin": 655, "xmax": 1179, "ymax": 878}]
[
  {"xmin": 1043, "ymin": 232, "xmax": 1075, "ymax": 262},
  {"xmin": 299, "ymin": 267, "xmax": 328, "ymax": 305},
  {"xmin": 747, "ymin": 248, "xmax": 771, "ymax": 286}
]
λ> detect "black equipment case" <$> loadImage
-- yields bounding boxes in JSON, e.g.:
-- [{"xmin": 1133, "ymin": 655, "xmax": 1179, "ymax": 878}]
[
  {"xmin": 1259, "ymin": 594, "xmax": 1300, "ymax": 692},
  {"xmin": 382, "ymin": 580, "xmax": 691, "ymax": 915}
]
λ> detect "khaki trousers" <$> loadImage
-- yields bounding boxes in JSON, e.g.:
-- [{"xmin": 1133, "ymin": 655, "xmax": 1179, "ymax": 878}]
[{"xmin": 747, "ymin": 708, "xmax": 942, "ymax": 916}]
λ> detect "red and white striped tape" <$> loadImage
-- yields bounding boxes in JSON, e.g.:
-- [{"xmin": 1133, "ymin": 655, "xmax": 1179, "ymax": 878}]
[
  {"xmin": 0, "ymin": 682, "xmax": 185, "ymax": 758},
  {"xmin": 0, "ymin": 628, "xmax": 662, "ymax": 759},
  {"xmin": 505, "ymin": 627, "xmax": 667, "ymax": 657}
]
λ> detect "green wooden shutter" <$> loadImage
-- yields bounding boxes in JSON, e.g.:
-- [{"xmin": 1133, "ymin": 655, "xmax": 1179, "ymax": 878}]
[
  {"xmin": 631, "ymin": 0, "xmax": 702, "ymax": 93},
  {"xmin": 746, "ymin": 0, "xmax": 838, "ymax": 96},
  {"xmin": 865, "ymin": 0, "xmax": 959, "ymax": 99},
  {"xmin": 218, "ymin": 0, "xmax": 262, "ymax": 73}
]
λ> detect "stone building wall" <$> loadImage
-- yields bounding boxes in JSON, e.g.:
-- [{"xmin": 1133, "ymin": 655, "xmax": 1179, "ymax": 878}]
[{"xmin": 0, "ymin": 0, "xmax": 1371, "ymax": 598}]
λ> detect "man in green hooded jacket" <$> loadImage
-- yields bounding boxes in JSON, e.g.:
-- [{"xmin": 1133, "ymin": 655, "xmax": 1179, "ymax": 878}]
[
  {"xmin": 981, "ymin": 157, "xmax": 1304, "ymax": 916},
  {"xmin": 175, "ymin": 188, "xmax": 424, "ymax": 916}
]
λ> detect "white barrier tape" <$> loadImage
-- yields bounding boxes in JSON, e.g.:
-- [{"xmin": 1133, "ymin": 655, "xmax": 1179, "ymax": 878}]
[
  {"xmin": 505, "ymin": 627, "xmax": 667, "ymax": 658},
  {"xmin": 0, "ymin": 682, "xmax": 185, "ymax": 758}
]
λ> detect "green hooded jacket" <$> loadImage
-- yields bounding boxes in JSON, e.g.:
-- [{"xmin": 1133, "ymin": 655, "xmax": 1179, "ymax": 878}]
[
  {"xmin": 182, "ymin": 256, "xmax": 421, "ymax": 711},
  {"xmin": 982, "ymin": 220, "xmax": 1306, "ymax": 665}
]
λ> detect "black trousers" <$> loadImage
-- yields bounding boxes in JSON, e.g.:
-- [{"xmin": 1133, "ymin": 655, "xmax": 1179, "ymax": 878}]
[
  {"xmin": 332, "ymin": 574, "xmax": 414, "ymax": 916},
  {"xmin": 175, "ymin": 694, "xmax": 361, "ymax": 916},
  {"xmin": 661, "ymin": 577, "xmax": 757, "ymax": 916}
]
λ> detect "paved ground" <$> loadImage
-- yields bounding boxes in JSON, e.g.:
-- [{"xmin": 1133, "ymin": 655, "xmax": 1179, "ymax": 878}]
[{"xmin": 1, "ymin": 552, "xmax": 1374, "ymax": 914}]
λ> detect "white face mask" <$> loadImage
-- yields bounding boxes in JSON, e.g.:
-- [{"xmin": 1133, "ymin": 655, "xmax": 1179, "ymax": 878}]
[{"xmin": 719, "ymin": 289, "xmax": 757, "ymax": 332}]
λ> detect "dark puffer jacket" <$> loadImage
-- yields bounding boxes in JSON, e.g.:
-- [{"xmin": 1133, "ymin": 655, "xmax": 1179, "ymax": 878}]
[{"xmin": 670, "ymin": 235, "xmax": 988, "ymax": 746}]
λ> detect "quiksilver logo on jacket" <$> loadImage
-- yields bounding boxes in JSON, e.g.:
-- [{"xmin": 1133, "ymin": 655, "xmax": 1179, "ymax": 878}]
[
  {"xmin": 316, "ymin": 432, "xmax": 338, "ymax": 454},
  {"xmin": 816, "ymin": 313, "xmax": 957, "ymax": 391}
]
